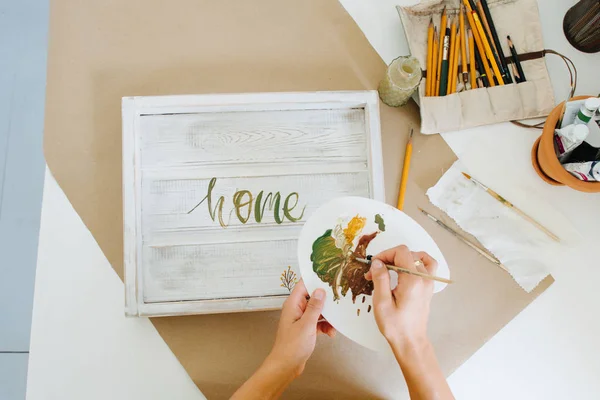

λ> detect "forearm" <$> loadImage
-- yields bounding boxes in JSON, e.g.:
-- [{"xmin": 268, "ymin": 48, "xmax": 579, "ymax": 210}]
[
  {"xmin": 391, "ymin": 338, "xmax": 454, "ymax": 400},
  {"xmin": 231, "ymin": 355, "xmax": 297, "ymax": 400}
]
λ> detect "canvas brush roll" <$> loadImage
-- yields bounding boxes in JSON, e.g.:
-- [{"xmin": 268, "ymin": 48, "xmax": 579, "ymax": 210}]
[{"xmin": 397, "ymin": 0, "xmax": 556, "ymax": 134}]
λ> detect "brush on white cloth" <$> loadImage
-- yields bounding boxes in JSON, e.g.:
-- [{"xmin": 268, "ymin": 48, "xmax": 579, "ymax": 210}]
[{"xmin": 427, "ymin": 160, "xmax": 575, "ymax": 292}]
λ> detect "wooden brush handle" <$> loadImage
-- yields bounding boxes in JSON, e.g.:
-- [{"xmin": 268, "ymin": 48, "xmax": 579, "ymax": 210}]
[
  {"xmin": 385, "ymin": 263, "xmax": 453, "ymax": 284},
  {"xmin": 511, "ymin": 206, "xmax": 560, "ymax": 242}
]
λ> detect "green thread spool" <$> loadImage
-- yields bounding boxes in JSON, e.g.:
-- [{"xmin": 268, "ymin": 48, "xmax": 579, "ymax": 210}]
[{"xmin": 378, "ymin": 56, "xmax": 422, "ymax": 107}]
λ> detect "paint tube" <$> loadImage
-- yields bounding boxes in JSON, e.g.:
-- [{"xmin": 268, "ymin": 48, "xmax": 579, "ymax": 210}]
[
  {"xmin": 574, "ymin": 97, "xmax": 600, "ymax": 125},
  {"xmin": 563, "ymin": 160, "xmax": 600, "ymax": 182},
  {"xmin": 554, "ymin": 124, "xmax": 589, "ymax": 163},
  {"xmin": 560, "ymin": 99, "xmax": 584, "ymax": 128},
  {"xmin": 568, "ymin": 141, "xmax": 600, "ymax": 163}
]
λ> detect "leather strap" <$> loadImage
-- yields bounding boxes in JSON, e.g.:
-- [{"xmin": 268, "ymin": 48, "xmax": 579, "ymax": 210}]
[
  {"xmin": 504, "ymin": 50, "xmax": 545, "ymax": 64},
  {"xmin": 422, "ymin": 49, "xmax": 545, "ymax": 78}
]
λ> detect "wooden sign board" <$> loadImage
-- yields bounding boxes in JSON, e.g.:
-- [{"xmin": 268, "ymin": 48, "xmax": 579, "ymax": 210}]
[{"xmin": 122, "ymin": 91, "xmax": 385, "ymax": 317}]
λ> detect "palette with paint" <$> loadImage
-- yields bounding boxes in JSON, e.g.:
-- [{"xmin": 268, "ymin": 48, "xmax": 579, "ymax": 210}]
[{"xmin": 297, "ymin": 196, "xmax": 450, "ymax": 351}]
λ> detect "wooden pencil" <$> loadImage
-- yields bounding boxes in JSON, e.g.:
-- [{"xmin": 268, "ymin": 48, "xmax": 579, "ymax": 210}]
[
  {"xmin": 468, "ymin": 29, "xmax": 476, "ymax": 89},
  {"xmin": 431, "ymin": 30, "xmax": 439, "ymax": 96},
  {"xmin": 476, "ymin": 0, "xmax": 498, "ymax": 55},
  {"xmin": 436, "ymin": 7, "xmax": 448, "ymax": 96},
  {"xmin": 510, "ymin": 61, "xmax": 521, "ymax": 83},
  {"xmin": 479, "ymin": 0, "xmax": 512, "ymax": 84},
  {"xmin": 465, "ymin": 6, "xmax": 495, "ymax": 87},
  {"xmin": 507, "ymin": 35, "xmax": 526, "ymax": 83},
  {"xmin": 472, "ymin": 11, "xmax": 504, "ymax": 85},
  {"xmin": 426, "ymin": 18, "xmax": 434, "ymax": 96},
  {"xmin": 463, "ymin": 0, "xmax": 474, "ymax": 13},
  {"xmin": 396, "ymin": 128, "xmax": 414, "ymax": 210},
  {"xmin": 356, "ymin": 257, "xmax": 453, "ymax": 284},
  {"xmin": 439, "ymin": 27, "xmax": 451, "ymax": 96},
  {"xmin": 461, "ymin": 172, "xmax": 560, "ymax": 242},
  {"xmin": 460, "ymin": 4, "xmax": 468, "ymax": 86},
  {"xmin": 447, "ymin": 19, "xmax": 457, "ymax": 94},
  {"xmin": 474, "ymin": 47, "xmax": 489, "ymax": 87},
  {"xmin": 450, "ymin": 26, "xmax": 460, "ymax": 93},
  {"xmin": 475, "ymin": 0, "xmax": 509, "ymax": 84}
]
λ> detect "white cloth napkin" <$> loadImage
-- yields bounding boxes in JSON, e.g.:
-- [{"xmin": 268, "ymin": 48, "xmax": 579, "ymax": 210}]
[{"xmin": 427, "ymin": 160, "xmax": 571, "ymax": 292}]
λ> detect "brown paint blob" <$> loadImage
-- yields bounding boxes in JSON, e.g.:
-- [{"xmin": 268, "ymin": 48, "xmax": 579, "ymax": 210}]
[
  {"xmin": 368, "ymin": 305, "xmax": 372, "ymax": 313},
  {"xmin": 357, "ymin": 309, "xmax": 360, "ymax": 316},
  {"xmin": 362, "ymin": 296, "xmax": 366, "ymax": 303}
]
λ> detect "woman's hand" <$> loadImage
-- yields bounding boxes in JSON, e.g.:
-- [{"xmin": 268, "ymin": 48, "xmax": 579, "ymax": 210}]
[
  {"xmin": 365, "ymin": 245, "xmax": 455, "ymax": 400},
  {"xmin": 267, "ymin": 279, "xmax": 336, "ymax": 377},
  {"xmin": 232, "ymin": 280, "xmax": 335, "ymax": 400},
  {"xmin": 364, "ymin": 245, "xmax": 437, "ymax": 349}
]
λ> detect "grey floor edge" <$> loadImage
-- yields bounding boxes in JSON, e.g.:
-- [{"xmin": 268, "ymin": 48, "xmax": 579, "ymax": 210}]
[
  {"xmin": 0, "ymin": 0, "xmax": 50, "ymax": 398},
  {"xmin": 0, "ymin": 354, "xmax": 29, "ymax": 399}
]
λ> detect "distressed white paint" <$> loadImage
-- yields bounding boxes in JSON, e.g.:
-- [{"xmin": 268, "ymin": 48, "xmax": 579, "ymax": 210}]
[{"xmin": 122, "ymin": 91, "xmax": 384, "ymax": 317}]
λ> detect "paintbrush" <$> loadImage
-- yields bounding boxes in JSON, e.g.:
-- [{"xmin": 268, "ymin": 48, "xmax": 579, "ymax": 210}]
[
  {"xmin": 418, "ymin": 207, "xmax": 508, "ymax": 272},
  {"xmin": 355, "ymin": 257, "xmax": 453, "ymax": 284},
  {"xmin": 461, "ymin": 172, "xmax": 560, "ymax": 242}
]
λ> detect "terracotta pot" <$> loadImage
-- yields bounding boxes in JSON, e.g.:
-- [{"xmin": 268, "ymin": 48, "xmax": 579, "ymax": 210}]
[
  {"xmin": 533, "ymin": 95, "xmax": 600, "ymax": 193},
  {"xmin": 531, "ymin": 136, "xmax": 561, "ymax": 186}
]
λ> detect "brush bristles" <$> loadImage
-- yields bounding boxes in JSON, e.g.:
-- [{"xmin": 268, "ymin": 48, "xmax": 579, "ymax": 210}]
[{"xmin": 461, "ymin": 172, "xmax": 472, "ymax": 180}]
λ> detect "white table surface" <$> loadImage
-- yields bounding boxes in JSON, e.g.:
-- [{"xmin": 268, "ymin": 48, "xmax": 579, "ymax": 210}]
[{"xmin": 27, "ymin": 1, "xmax": 600, "ymax": 399}]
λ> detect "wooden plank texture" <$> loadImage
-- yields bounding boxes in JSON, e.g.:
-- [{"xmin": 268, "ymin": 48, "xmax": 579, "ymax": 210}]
[
  {"xmin": 123, "ymin": 91, "xmax": 384, "ymax": 316},
  {"xmin": 139, "ymin": 108, "xmax": 368, "ymax": 167}
]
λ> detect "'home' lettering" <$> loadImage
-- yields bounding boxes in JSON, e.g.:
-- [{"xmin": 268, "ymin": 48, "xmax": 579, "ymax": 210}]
[{"xmin": 187, "ymin": 177, "xmax": 306, "ymax": 228}]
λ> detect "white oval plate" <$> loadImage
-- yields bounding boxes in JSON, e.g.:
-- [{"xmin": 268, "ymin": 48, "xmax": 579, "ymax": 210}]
[{"xmin": 297, "ymin": 196, "xmax": 450, "ymax": 351}]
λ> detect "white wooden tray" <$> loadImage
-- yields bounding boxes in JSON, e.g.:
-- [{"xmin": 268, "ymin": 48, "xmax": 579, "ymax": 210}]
[{"xmin": 122, "ymin": 91, "xmax": 384, "ymax": 317}]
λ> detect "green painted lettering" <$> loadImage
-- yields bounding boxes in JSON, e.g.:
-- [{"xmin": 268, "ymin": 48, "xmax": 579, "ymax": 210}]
[
  {"xmin": 254, "ymin": 191, "xmax": 282, "ymax": 224},
  {"xmin": 187, "ymin": 177, "xmax": 228, "ymax": 227},
  {"xmin": 189, "ymin": 178, "xmax": 305, "ymax": 227},
  {"xmin": 283, "ymin": 192, "xmax": 306, "ymax": 222},
  {"xmin": 232, "ymin": 190, "xmax": 253, "ymax": 224}
]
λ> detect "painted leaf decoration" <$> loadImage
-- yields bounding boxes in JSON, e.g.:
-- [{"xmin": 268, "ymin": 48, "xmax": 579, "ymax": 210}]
[
  {"xmin": 332, "ymin": 223, "xmax": 347, "ymax": 251},
  {"xmin": 311, "ymin": 229, "xmax": 345, "ymax": 289},
  {"xmin": 374, "ymin": 214, "xmax": 385, "ymax": 232},
  {"xmin": 343, "ymin": 215, "xmax": 366, "ymax": 244},
  {"xmin": 311, "ymin": 226, "xmax": 379, "ymax": 302},
  {"xmin": 341, "ymin": 231, "xmax": 378, "ymax": 301}
]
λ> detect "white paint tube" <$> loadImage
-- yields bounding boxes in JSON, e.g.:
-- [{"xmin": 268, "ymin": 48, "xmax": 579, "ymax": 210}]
[
  {"xmin": 563, "ymin": 160, "xmax": 600, "ymax": 182},
  {"xmin": 560, "ymin": 99, "xmax": 584, "ymax": 128},
  {"xmin": 574, "ymin": 97, "xmax": 600, "ymax": 125},
  {"xmin": 554, "ymin": 124, "xmax": 590, "ymax": 163}
]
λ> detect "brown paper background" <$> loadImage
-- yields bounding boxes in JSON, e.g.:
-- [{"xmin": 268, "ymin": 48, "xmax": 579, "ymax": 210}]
[{"xmin": 44, "ymin": 0, "xmax": 552, "ymax": 398}]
